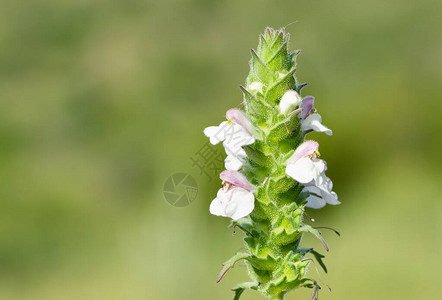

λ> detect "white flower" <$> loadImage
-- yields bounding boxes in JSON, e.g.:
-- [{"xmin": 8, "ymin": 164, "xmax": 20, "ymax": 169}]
[
  {"xmin": 209, "ymin": 170, "xmax": 255, "ymax": 220},
  {"xmin": 299, "ymin": 96, "xmax": 332, "ymax": 136},
  {"xmin": 285, "ymin": 140, "xmax": 325, "ymax": 184},
  {"xmin": 224, "ymin": 154, "xmax": 245, "ymax": 171},
  {"xmin": 203, "ymin": 109, "xmax": 255, "ymax": 170},
  {"xmin": 303, "ymin": 174, "xmax": 340, "ymax": 209},
  {"xmin": 279, "ymin": 90, "xmax": 302, "ymax": 115},
  {"xmin": 301, "ymin": 114, "xmax": 332, "ymax": 136},
  {"xmin": 286, "ymin": 141, "xmax": 340, "ymax": 209}
]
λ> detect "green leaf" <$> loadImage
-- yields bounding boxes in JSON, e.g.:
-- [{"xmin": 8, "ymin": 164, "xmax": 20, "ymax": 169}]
[
  {"xmin": 296, "ymin": 248, "xmax": 328, "ymax": 273},
  {"xmin": 298, "ymin": 225, "xmax": 329, "ymax": 252},
  {"xmin": 232, "ymin": 283, "xmax": 259, "ymax": 300},
  {"xmin": 310, "ymin": 250, "xmax": 327, "ymax": 273},
  {"xmin": 217, "ymin": 253, "xmax": 250, "ymax": 283}
]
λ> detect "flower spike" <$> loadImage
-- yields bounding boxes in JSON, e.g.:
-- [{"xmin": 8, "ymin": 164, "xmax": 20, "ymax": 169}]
[{"xmin": 203, "ymin": 28, "xmax": 340, "ymax": 300}]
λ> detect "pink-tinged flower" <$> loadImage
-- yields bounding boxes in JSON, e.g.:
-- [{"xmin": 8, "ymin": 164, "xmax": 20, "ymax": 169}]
[
  {"xmin": 220, "ymin": 170, "xmax": 256, "ymax": 192},
  {"xmin": 302, "ymin": 174, "xmax": 340, "ymax": 209},
  {"xmin": 204, "ymin": 110, "xmax": 255, "ymax": 170},
  {"xmin": 299, "ymin": 97, "xmax": 333, "ymax": 136},
  {"xmin": 226, "ymin": 109, "xmax": 254, "ymax": 135},
  {"xmin": 279, "ymin": 90, "xmax": 302, "ymax": 115},
  {"xmin": 209, "ymin": 171, "xmax": 255, "ymax": 220},
  {"xmin": 285, "ymin": 141, "xmax": 326, "ymax": 184},
  {"xmin": 299, "ymin": 96, "xmax": 314, "ymax": 120}
]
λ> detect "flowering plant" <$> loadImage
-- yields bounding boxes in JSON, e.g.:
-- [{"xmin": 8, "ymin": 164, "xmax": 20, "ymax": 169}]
[{"xmin": 204, "ymin": 28, "xmax": 340, "ymax": 300}]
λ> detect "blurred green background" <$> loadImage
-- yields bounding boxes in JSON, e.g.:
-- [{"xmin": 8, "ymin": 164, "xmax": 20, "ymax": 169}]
[{"xmin": 0, "ymin": 0, "xmax": 441, "ymax": 299}]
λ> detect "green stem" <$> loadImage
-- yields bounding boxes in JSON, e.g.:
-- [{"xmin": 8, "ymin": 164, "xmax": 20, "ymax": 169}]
[{"xmin": 269, "ymin": 294, "xmax": 284, "ymax": 300}]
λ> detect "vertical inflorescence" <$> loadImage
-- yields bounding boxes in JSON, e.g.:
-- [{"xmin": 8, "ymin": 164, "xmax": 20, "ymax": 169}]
[{"xmin": 204, "ymin": 28, "xmax": 340, "ymax": 300}]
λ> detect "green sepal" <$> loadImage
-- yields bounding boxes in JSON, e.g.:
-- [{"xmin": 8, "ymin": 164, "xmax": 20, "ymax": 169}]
[
  {"xmin": 240, "ymin": 85, "xmax": 270, "ymax": 118},
  {"xmin": 257, "ymin": 34, "xmax": 273, "ymax": 62},
  {"xmin": 265, "ymin": 253, "xmax": 311, "ymax": 296},
  {"xmin": 244, "ymin": 234, "xmax": 282, "ymax": 271},
  {"xmin": 248, "ymin": 254, "xmax": 281, "ymax": 270},
  {"xmin": 246, "ymin": 263, "xmax": 272, "ymax": 285},
  {"xmin": 265, "ymin": 68, "xmax": 296, "ymax": 105},
  {"xmin": 243, "ymin": 144, "xmax": 273, "ymax": 169},
  {"xmin": 269, "ymin": 30, "xmax": 285, "ymax": 51},
  {"xmin": 267, "ymin": 176, "xmax": 296, "ymax": 195},
  {"xmin": 264, "ymin": 27, "xmax": 275, "ymax": 42},
  {"xmin": 266, "ymin": 42, "xmax": 290, "ymax": 72},
  {"xmin": 250, "ymin": 49, "xmax": 274, "ymax": 85},
  {"xmin": 231, "ymin": 217, "xmax": 264, "ymax": 238},
  {"xmin": 266, "ymin": 114, "xmax": 299, "ymax": 144},
  {"xmin": 271, "ymin": 219, "xmax": 303, "ymax": 246}
]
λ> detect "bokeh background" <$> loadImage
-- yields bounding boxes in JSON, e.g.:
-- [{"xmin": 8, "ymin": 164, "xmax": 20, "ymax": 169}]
[{"xmin": 1, "ymin": 0, "xmax": 441, "ymax": 299}]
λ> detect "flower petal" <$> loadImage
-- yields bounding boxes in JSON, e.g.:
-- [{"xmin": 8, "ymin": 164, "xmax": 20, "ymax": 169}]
[
  {"xmin": 222, "ymin": 124, "xmax": 255, "ymax": 151},
  {"xmin": 203, "ymin": 121, "xmax": 229, "ymax": 144},
  {"xmin": 322, "ymin": 190, "xmax": 340, "ymax": 205},
  {"xmin": 305, "ymin": 194, "xmax": 326, "ymax": 209},
  {"xmin": 224, "ymin": 188, "xmax": 255, "ymax": 220},
  {"xmin": 317, "ymin": 175, "xmax": 340, "ymax": 205},
  {"xmin": 210, "ymin": 188, "xmax": 255, "ymax": 220},
  {"xmin": 287, "ymin": 140, "xmax": 319, "ymax": 164},
  {"xmin": 302, "ymin": 186, "xmax": 326, "ymax": 209},
  {"xmin": 301, "ymin": 114, "xmax": 333, "ymax": 136},
  {"xmin": 226, "ymin": 109, "xmax": 254, "ymax": 135},
  {"xmin": 311, "ymin": 159, "xmax": 326, "ymax": 175},
  {"xmin": 279, "ymin": 90, "xmax": 302, "ymax": 115},
  {"xmin": 225, "ymin": 155, "xmax": 244, "ymax": 171},
  {"xmin": 286, "ymin": 157, "xmax": 320, "ymax": 184},
  {"xmin": 220, "ymin": 170, "xmax": 255, "ymax": 192},
  {"xmin": 209, "ymin": 197, "xmax": 226, "ymax": 217},
  {"xmin": 300, "ymin": 96, "xmax": 314, "ymax": 120}
]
